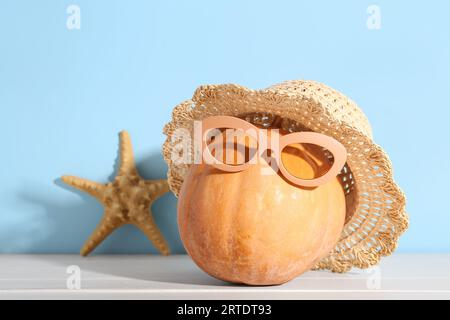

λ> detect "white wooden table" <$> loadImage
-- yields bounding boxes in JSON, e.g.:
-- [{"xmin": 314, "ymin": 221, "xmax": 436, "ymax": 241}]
[{"xmin": 0, "ymin": 254, "xmax": 449, "ymax": 299}]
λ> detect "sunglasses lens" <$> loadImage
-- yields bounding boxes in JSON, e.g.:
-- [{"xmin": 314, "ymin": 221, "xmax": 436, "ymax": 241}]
[
  {"xmin": 206, "ymin": 128, "xmax": 258, "ymax": 166},
  {"xmin": 281, "ymin": 143, "xmax": 335, "ymax": 180}
]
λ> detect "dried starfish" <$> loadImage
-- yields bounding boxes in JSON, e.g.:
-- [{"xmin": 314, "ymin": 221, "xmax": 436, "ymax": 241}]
[{"xmin": 62, "ymin": 131, "xmax": 170, "ymax": 256}]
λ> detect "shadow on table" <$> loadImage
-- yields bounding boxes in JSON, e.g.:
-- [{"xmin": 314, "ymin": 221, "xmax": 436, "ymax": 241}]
[{"xmin": 32, "ymin": 254, "xmax": 235, "ymax": 287}]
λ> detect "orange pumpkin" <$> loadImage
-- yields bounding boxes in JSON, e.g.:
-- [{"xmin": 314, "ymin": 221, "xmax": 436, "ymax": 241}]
[{"xmin": 178, "ymin": 130, "xmax": 346, "ymax": 285}]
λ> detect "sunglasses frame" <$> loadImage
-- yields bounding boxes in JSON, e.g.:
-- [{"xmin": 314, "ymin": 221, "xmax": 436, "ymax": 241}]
[{"xmin": 199, "ymin": 116, "xmax": 347, "ymax": 187}]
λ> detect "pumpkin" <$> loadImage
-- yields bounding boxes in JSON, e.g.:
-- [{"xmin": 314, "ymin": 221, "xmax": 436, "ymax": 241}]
[{"xmin": 178, "ymin": 129, "xmax": 346, "ymax": 285}]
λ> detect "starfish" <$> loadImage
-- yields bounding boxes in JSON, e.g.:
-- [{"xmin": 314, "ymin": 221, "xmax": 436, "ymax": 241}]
[{"xmin": 61, "ymin": 131, "xmax": 171, "ymax": 256}]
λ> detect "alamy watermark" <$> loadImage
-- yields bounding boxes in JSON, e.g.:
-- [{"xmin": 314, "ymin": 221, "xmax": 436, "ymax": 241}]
[
  {"xmin": 365, "ymin": 266, "xmax": 382, "ymax": 290},
  {"xmin": 171, "ymin": 123, "xmax": 279, "ymax": 170},
  {"xmin": 66, "ymin": 265, "xmax": 81, "ymax": 290},
  {"xmin": 66, "ymin": 5, "xmax": 81, "ymax": 30},
  {"xmin": 366, "ymin": 5, "xmax": 381, "ymax": 30}
]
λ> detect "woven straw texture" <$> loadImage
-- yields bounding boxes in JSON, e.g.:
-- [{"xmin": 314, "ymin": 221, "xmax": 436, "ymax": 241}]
[{"xmin": 162, "ymin": 80, "xmax": 408, "ymax": 272}]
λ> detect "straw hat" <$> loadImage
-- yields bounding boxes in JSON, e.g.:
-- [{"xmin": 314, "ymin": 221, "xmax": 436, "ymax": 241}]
[{"xmin": 162, "ymin": 80, "xmax": 408, "ymax": 272}]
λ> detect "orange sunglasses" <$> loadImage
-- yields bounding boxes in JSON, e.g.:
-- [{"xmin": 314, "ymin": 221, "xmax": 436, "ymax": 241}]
[{"xmin": 197, "ymin": 116, "xmax": 347, "ymax": 187}]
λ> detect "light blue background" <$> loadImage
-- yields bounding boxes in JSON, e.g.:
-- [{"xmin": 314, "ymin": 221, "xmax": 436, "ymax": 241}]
[{"xmin": 1, "ymin": 0, "xmax": 449, "ymax": 254}]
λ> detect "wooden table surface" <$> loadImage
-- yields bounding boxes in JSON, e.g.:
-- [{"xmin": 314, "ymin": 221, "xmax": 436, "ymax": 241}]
[{"xmin": 1, "ymin": 254, "xmax": 449, "ymax": 299}]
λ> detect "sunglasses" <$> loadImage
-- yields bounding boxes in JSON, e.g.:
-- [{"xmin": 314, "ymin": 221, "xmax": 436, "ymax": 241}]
[{"xmin": 197, "ymin": 116, "xmax": 347, "ymax": 187}]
